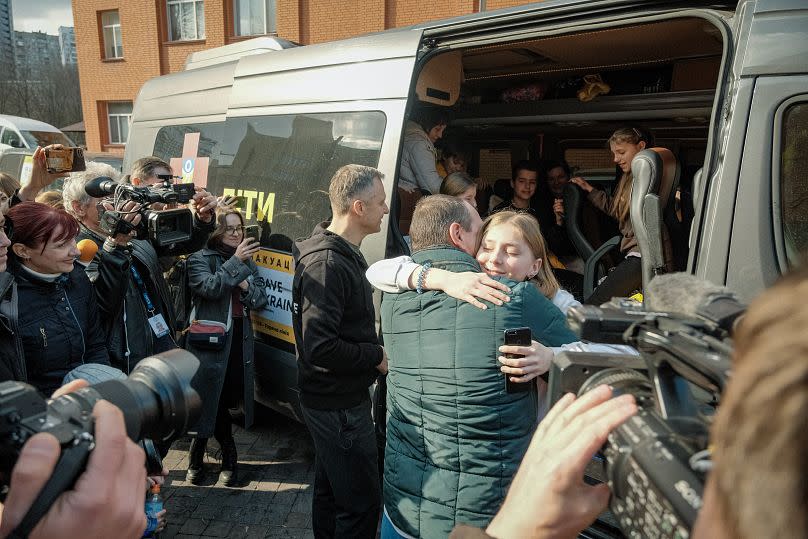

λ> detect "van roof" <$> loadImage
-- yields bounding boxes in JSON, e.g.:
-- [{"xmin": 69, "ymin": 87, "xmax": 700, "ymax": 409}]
[
  {"xmin": 183, "ymin": 36, "xmax": 298, "ymax": 70},
  {"xmin": 0, "ymin": 114, "xmax": 62, "ymax": 132}
]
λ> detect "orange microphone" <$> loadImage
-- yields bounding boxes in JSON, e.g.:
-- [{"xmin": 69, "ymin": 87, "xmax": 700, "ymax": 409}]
[{"xmin": 77, "ymin": 239, "xmax": 99, "ymax": 266}]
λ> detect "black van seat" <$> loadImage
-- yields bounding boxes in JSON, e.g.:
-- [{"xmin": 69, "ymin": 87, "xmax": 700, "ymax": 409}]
[{"xmin": 563, "ymin": 182, "xmax": 596, "ymax": 261}]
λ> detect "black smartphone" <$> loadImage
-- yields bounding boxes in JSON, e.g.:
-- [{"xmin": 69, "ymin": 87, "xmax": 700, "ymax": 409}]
[
  {"xmin": 245, "ymin": 224, "xmax": 260, "ymax": 244},
  {"xmin": 503, "ymin": 327, "xmax": 533, "ymax": 393}
]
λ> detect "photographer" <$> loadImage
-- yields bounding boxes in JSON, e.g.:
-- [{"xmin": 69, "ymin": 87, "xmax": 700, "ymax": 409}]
[
  {"xmin": 0, "ymin": 381, "xmax": 148, "ymax": 539},
  {"xmin": 62, "ymin": 158, "xmax": 217, "ymax": 376}
]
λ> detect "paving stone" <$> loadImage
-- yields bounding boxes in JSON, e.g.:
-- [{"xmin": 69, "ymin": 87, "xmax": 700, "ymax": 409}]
[
  {"xmin": 179, "ymin": 518, "xmax": 209, "ymax": 536},
  {"xmin": 202, "ymin": 520, "xmax": 233, "ymax": 537},
  {"xmin": 283, "ymin": 512, "xmax": 311, "ymax": 529}
]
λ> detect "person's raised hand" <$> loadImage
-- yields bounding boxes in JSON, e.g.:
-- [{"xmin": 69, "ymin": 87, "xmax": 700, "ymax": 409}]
[
  {"xmin": 553, "ymin": 198, "xmax": 565, "ymax": 226},
  {"xmin": 486, "ymin": 385, "xmax": 637, "ymax": 539},
  {"xmin": 101, "ymin": 200, "xmax": 142, "ymax": 245},
  {"xmin": 18, "ymin": 145, "xmax": 69, "ymax": 201},
  {"xmin": 498, "ymin": 339, "xmax": 553, "ymax": 384},
  {"xmin": 191, "ymin": 187, "xmax": 218, "ymax": 223},
  {"xmin": 569, "ymin": 177, "xmax": 594, "ymax": 194},
  {"xmin": 234, "ymin": 238, "xmax": 260, "ymax": 261},
  {"xmin": 433, "ymin": 270, "xmax": 511, "ymax": 310},
  {"xmin": 0, "ymin": 400, "xmax": 147, "ymax": 539}
]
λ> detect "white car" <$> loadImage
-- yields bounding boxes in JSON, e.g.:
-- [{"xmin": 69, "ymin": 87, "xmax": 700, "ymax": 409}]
[{"xmin": 0, "ymin": 114, "xmax": 75, "ymax": 154}]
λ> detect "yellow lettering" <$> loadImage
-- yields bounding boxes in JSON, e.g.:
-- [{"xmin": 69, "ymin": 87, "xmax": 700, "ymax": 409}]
[
  {"xmin": 243, "ymin": 190, "xmax": 258, "ymax": 220},
  {"xmin": 257, "ymin": 192, "xmax": 275, "ymax": 223}
]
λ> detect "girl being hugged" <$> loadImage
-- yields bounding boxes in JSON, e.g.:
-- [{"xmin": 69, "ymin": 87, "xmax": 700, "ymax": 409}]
[
  {"xmin": 184, "ymin": 208, "xmax": 267, "ymax": 487},
  {"xmin": 570, "ymin": 127, "xmax": 661, "ymax": 304}
]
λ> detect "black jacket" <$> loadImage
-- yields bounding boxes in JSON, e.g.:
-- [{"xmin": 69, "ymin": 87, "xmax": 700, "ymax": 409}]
[
  {"xmin": 0, "ymin": 272, "xmax": 25, "ymax": 384},
  {"xmin": 80, "ymin": 216, "xmax": 213, "ymax": 372},
  {"xmin": 9, "ymin": 259, "xmax": 110, "ymax": 396},
  {"xmin": 292, "ymin": 223, "xmax": 383, "ymax": 410}
]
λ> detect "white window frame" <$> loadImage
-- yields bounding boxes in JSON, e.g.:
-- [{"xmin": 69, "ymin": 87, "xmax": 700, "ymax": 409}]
[
  {"xmin": 167, "ymin": 0, "xmax": 205, "ymax": 41},
  {"xmin": 234, "ymin": 0, "xmax": 276, "ymax": 36},
  {"xmin": 107, "ymin": 102, "xmax": 133, "ymax": 145},
  {"xmin": 101, "ymin": 10, "xmax": 123, "ymax": 59}
]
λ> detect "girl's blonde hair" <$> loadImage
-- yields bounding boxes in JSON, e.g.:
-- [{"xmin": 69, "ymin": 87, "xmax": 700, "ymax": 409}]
[
  {"xmin": 607, "ymin": 127, "xmax": 648, "ymax": 224},
  {"xmin": 478, "ymin": 210, "xmax": 559, "ymax": 299}
]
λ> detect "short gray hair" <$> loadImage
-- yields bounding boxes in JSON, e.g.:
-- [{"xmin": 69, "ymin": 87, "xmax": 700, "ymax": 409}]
[
  {"xmin": 63, "ymin": 161, "xmax": 122, "ymax": 217},
  {"xmin": 410, "ymin": 194, "xmax": 472, "ymax": 251},
  {"xmin": 328, "ymin": 164, "xmax": 383, "ymax": 216},
  {"xmin": 130, "ymin": 156, "xmax": 171, "ymax": 183}
]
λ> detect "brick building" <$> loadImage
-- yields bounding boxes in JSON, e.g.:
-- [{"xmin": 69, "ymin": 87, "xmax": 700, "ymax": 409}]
[{"xmin": 73, "ymin": 0, "xmax": 537, "ymax": 154}]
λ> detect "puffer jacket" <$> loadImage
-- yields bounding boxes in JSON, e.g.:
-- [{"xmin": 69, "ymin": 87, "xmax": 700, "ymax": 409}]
[
  {"xmin": 381, "ymin": 246, "xmax": 576, "ymax": 539},
  {"xmin": 0, "ymin": 272, "xmax": 24, "ymax": 384},
  {"xmin": 9, "ymin": 259, "xmax": 109, "ymax": 396},
  {"xmin": 399, "ymin": 120, "xmax": 444, "ymax": 194}
]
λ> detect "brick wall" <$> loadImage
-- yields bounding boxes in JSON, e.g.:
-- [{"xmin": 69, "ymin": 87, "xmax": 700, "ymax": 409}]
[{"xmin": 74, "ymin": 0, "xmax": 541, "ymax": 153}]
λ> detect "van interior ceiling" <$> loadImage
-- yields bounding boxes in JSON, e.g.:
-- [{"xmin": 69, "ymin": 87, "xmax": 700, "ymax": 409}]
[{"xmin": 414, "ymin": 16, "xmax": 723, "ymax": 182}]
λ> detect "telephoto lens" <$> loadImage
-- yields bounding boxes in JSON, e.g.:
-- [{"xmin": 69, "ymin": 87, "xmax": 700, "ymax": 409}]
[{"xmin": 50, "ymin": 349, "xmax": 202, "ymax": 443}]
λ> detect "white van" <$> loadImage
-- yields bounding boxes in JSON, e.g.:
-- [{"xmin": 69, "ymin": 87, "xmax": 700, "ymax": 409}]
[
  {"xmin": 123, "ymin": 0, "xmax": 807, "ymax": 425},
  {"xmin": 0, "ymin": 115, "xmax": 75, "ymax": 154}
]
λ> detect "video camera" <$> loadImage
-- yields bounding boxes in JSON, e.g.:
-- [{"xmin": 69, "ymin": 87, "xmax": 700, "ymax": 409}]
[
  {"xmin": 85, "ymin": 176, "xmax": 196, "ymax": 247},
  {"xmin": 547, "ymin": 286, "xmax": 745, "ymax": 539},
  {"xmin": 0, "ymin": 350, "xmax": 201, "ymax": 532}
]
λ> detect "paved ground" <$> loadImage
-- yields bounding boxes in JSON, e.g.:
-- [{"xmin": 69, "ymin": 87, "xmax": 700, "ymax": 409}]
[{"xmin": 159, "ymin": 407, "xmax": 316, "ymax": 539}]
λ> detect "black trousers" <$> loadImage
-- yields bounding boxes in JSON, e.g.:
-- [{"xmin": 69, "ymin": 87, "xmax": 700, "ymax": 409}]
[
  {"xmin": 301, "ymin": 398, "xmax": 381, "ymax": 539},
  {"xmin": 213, "ymin": 318, "xmax": 244, "ymax": 445},
  {"xmin": 585, "ymin": 255, "xmax": 643, "ymax": 305}
]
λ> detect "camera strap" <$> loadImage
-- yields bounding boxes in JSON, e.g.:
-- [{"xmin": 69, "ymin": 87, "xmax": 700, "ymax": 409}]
[
  {"xmin": 130, "ymin": 265, "xmax": 170, "ymax": 339},
  {"xmin": 8, "ymin": 437, "xmax": 93, "ymax": 538}
]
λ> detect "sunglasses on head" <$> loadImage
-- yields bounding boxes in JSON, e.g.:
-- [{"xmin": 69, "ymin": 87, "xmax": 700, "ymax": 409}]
[{"xmin": 156, "ymin": 174, "xmax": 181, "ymax": 181}]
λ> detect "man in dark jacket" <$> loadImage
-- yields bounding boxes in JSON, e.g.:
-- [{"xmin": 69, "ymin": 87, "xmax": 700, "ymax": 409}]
[
  {"xmin": 0, "ymin": 212, "xmax": 21, "ymax": 384},
  {"xmin": 292, "ymin": 164, "xmax": 389, "ymax": 539},
  {"xmin": 62, "ymin": 159, "xmax": 217, "ymax": 374}
]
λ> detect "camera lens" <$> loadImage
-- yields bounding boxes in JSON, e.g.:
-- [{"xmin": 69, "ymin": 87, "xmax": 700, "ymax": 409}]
[
  {"xmin": 577, "ymin": 367, "xmax": 655, "ymax": 407},
  {"xmin": 73, "ymin": 349, "xmax": 202, "ymax": 442}
]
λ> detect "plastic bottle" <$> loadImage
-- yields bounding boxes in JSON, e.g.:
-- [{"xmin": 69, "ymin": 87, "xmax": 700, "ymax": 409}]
[{"xmin": 143, "ymin": 484, "xmax": 163, "ymax": 538}]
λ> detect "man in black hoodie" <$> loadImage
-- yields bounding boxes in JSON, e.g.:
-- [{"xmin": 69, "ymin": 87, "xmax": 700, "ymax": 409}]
[{"xmin": 293, "ymin": 164, "xmax": 389, "ymax": 539}]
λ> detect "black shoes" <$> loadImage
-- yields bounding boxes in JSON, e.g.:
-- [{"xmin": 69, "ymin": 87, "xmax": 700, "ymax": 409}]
[
  {"xmin": 219, "ymin": 438, "xmax": 238, "ymax": 487},
  {"xmin": 186, "ymin": 437, "xmax": 207, "ymax": 485}
]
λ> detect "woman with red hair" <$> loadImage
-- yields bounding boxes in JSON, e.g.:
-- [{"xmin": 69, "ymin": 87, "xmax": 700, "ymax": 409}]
[{"xmin": 6, "ymin": 202, "xmax": 109, "ymax": 395}]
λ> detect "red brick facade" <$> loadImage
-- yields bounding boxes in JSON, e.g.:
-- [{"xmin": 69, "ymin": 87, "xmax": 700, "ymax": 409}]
[{"xmin": 73, "ymin": 0, "xmax": 539, "ymax": 153}]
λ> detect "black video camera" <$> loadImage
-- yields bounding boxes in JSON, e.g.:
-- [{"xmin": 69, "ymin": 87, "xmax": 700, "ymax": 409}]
[
  {"xmin": 85, "ymin": 176, "xmax": 195, "ymax": 247},
  {"xmin": 0, "ymin": 350, "xmax": 201, "ymax": 519},
  {"xmin": 547, "ymin": 296, "xmax": 743, "ymax": 539}
]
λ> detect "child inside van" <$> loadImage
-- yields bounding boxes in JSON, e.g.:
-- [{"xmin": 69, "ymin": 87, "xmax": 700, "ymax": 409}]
[{"xmin": 571, "ymin": 126, "xmax": 652, "ymax": 304}]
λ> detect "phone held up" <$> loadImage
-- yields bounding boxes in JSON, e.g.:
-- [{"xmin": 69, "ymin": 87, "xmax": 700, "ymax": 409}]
[
  {"xmin": 245, "ymin": 224, "xmax": 260, "ymax": 244},
  {"xmin": 44, "ymin": 147, "xmax": 86, "ymax": 173},
  {"xmin": 503, "ymin": 327, "xmax": 533, "ymax": 394}
]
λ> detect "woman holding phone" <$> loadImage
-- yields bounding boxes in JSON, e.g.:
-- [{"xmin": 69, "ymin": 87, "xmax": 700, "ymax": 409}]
[{"xmin": 184, "ymin": 208, "xmax": 267, "ymax": 487}]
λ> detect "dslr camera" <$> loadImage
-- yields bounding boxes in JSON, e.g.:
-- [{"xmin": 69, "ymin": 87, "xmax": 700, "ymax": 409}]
[
  {"xmin": 85, "ymin": 176, "xmax": 196, "ymax": 247},
  {"xmin": 0, "ymin": 350, "xmax": 201, "ymax": 523},
  {"xmin": 547, "ymin": 296, "xmax": 744, "ymax": 539}
]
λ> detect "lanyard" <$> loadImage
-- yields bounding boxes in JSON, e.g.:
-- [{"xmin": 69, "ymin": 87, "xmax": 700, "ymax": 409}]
[{"xmin": 130, "ymin": 264, "xmax": 156, "ymax": 315}]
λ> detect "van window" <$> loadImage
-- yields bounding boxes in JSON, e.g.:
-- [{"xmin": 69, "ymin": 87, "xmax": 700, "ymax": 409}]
[
  {"xmin": 152, "ymin": 112, "xmax": 386, "ymax": 249},
  {"xmin": 780, "ymin": 102, "xmax": 808, "ymax": 266},
  {"xmin": 1, "ymin": 129, "xmax": 23, "ymax": 148}
]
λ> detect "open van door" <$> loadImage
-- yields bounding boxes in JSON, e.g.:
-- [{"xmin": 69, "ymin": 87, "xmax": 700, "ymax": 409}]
[{"xmin": 692, "ymin": 0, "xmax": 808, "ymax": 301}]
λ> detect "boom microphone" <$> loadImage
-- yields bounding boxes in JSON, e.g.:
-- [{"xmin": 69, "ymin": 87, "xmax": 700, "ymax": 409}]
[
  {"xmin": 645, "ymin": 273, "xmax": 745, "ymax": 333},
  {"xmin": 84, "ymin": 176, "xmax": 120, "ymax": 198}
]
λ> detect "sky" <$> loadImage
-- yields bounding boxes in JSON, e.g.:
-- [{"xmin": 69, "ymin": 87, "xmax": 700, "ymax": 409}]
[{"xmin": 12, "ymin": 0, "xmax": 73, "ymax": 35}]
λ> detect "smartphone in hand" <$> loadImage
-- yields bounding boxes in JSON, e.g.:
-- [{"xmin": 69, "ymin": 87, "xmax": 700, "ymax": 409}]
[
  {"xmin": 503, "ymin": 327, "xmax": 533, "ymax": 393},
  {"xmin": 44, "ymin": 147, "xmax": 86, "ymax": 173},
  {"xmin": 245, "ymin": 224, "xmax": 260, "ymax": 244}
]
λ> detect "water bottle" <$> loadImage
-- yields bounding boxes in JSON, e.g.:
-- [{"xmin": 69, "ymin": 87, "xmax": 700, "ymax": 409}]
[{"xmin": 143, "ymin": 484, "xmax": 164, "ymax": 538}]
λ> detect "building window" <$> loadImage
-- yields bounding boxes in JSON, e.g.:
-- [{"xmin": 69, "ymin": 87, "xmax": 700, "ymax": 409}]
[
  {"xmin": 234, "ymin": 0, "xmax": 276, "ymax": 36},
  {"xmin": 101, "ymin": 11, "xmax": 123, "ymax": 59},
  {"xmin": 108, "ymin": 102, "xmax": 133, "ymax": 145},
  {"xmin": 167, "ymin": 0, "xmax": 205, "ymax": 41}
]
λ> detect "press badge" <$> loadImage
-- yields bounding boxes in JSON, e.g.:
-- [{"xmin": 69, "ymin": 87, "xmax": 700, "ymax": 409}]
[{"xmin": 148, "ymin": 313, "xmax": 171, "ymax": 338}]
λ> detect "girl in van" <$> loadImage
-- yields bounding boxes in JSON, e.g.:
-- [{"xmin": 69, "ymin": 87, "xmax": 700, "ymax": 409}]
[
  {"xmin": 368, "ymin": 210, "xmax": 580, "ymax": 385},
  {"xmin": 570, "ymin": 127, "xmax": 651, "ymax": 304},
  {"xmin": 440, "ymin": 171, "xmax": 477, "ymax": 208}
]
